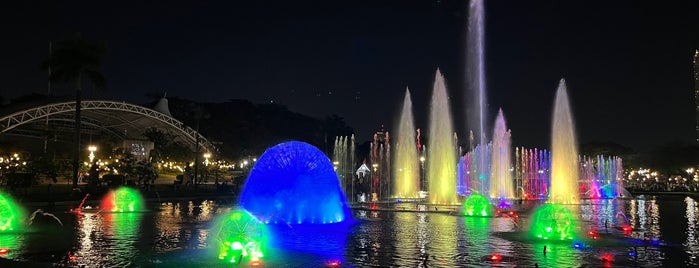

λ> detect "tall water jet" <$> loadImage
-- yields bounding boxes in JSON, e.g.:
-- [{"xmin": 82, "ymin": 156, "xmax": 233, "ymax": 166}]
[
  {"xmin": 239, "ymin": 141, "xmax": 351, "ymax": 224},
  {"xmin": 427, "ymin": 70, "xmax": 457, "ymax": 204},
  {"xmin": 467, "ymin": 0, "xmax": 488, "ymax": 192},
  {"xmin": 393, "ymin": 88, "xmax": 419, "ymax": 198},
  {"xmin": 467, "ymin": 0, "xmax": 487, "ymax": 148},
  {"xmin": 332, "ymin": 135, "xmax": 355, "ymax": 195},
  {"xmin": 489, "ymin": 109, "xmax": 514, "ymax": 199},
  {"xmin": 550, "ymin": 79, "xmax": 579, "ymax": 204}
]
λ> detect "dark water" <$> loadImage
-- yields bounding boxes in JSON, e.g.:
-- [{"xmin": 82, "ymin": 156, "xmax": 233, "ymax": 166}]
[{"xmin": 0, "ymin": 195, "xmax": 697, "ymax": 267}]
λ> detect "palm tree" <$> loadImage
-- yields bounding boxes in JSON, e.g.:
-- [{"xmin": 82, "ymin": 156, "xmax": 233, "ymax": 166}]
[{"xmin": 42, "ymin": 34, "xmax": 106, "ymax": 189}]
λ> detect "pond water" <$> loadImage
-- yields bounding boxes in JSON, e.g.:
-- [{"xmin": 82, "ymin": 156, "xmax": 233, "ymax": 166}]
[{"xmin": 1, "ymin": 195, "xmax": 697, "ymax": 267}]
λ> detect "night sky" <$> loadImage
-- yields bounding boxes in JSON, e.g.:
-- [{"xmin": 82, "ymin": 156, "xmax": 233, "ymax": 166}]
[{"xmin": 1, "ymin": 0, "xmax": 697, "ymax": 151}]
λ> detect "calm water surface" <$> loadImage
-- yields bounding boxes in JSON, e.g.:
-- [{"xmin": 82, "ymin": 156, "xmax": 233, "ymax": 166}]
[{"xmin": 0, "ymin": 195, "xmax": 697, "ymax": 267}]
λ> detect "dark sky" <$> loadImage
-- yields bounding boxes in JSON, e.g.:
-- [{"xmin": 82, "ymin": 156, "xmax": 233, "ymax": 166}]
[{"xmin": 1, "ymin": 0, "xmax": 697, "ymax": 151}]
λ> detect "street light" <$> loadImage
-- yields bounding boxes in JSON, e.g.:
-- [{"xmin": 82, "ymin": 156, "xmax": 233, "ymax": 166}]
[
  {"xmin": 88, "ymin": 145, "xmax": 97, "ymax": 163},
  {"xmin": 203, "ymin": 153, "xmax": 211, "ymax": 166}
]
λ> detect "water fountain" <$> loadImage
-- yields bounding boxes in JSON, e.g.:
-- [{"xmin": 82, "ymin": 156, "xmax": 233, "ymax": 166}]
[
  {"xmin": 464, "ymin": 143, "xmax": 492, "ymax": 196},
  {"xmin": 211, "ymin": 209, "xmax": 267, "ymax": 265},
  {"xmin": 0, "ymin": 192, "xmax": 24, "ymax": 232},
  {"xmin": 550, "ymin": 79, "xmax": 580, "ymax": 204},
  {"xmin": 370, "ymin": 130, "xmax": 390, "ymax": 200},
  {"xmin": 580, "ymin": 155, "xmax": 625, "ymax": 198},
  {"xmin": 463, "ymin": 194, "xmax": 493, "ymax": 217},
  {"xmin": 515, "ymin": 147, "xmax": 551, "ymax": 199},
  {"xmin": 101, "ymin": 187, "xmax": 145, "ymax": 212},
  {"xmin": 427, "ymin": 69, "xmax": 458, "ymax": 204},
  {"xmin": 239, "ymin": 141, "xmax": 351, "ymax": 224},
  {"xmin": 489, "ymin": 109, "xmax": 514, "ymax": 199},
  {"xmin": 530, "ymin": 204, "xmax": 576, "ymax": 241},
  {"xmin": 332, "ymin": 135, "xmax": 355, "ymax": 197},
  {"xmin": 467, "ymin": 0, "xmax": 487, "ymax": 161},
  {"xmin": 393, "ymin": 88, "xmax": 419, "ymax": 199}
]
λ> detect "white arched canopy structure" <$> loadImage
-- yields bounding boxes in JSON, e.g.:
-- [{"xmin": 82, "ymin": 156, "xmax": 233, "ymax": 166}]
[{"xmin": 0, "ymin": 100, "xmax": 216, "ymax": 153}]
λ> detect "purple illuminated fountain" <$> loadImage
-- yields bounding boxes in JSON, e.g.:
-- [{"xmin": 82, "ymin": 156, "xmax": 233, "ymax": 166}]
[{"xmin": 489, "ymin": 109, "xmax": 514, "ymax": 199}]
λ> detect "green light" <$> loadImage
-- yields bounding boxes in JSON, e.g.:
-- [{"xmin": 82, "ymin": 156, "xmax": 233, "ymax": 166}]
[
  {"xmin": 463, "ymin": 194, "xmax": 492, "ymax": 217},
  {"xmin": 530, "ymin": 204, "xmax": 576, "ymax": 240},
  {"xmin": 212, "ymin": 209, "xmax": 268, "ymax": 264},
  {"xmin": 0, "ymin": 192, "xmax": 24, "ymax": 232},
  {"xmin": 107, "ymin": 187, "xmax": 144, "ymax": 212}
]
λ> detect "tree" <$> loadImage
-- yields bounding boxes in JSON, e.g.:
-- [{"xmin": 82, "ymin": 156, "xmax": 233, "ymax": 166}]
[{"xmin": 42, "ymin": 34, "xmax": 106, "ymax": 189}]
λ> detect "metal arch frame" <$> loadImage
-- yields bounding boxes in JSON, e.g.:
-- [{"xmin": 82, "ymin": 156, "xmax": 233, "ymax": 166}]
[{"xmin": 0, "ymin": 100, "xmax": 216, "ymax": 152}]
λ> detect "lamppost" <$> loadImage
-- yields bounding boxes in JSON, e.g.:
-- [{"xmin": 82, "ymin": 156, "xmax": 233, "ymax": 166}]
[
  {"xmin": 204, "ymin": 153, "xmax": 211, "ymax": 166},
  {"xmin": 88, "ymin": 145, "xmax": 97, "ymax": 163},
  {"xmin": 419, "ymin": 156, "xmax": 426, "ymax": 191},
  {"xmin": 371, "ymin": 163, "xmax": 379, "ymax": 201}
]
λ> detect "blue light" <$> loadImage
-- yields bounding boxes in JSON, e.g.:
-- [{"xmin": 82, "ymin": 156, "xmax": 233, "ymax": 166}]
[
  {"xmin": 599, "ymin": 183, "xmax": 620, "ymax": 198},
  {"xmin": 239, "ymin": 141, "xmax": 352, "ymax": 225}
]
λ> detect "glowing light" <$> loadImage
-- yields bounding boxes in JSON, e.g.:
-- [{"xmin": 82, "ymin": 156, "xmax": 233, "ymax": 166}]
[
  {"xmin": 0, "ymin": 248, "xmax": 9, "ymax": 254},
  {"xmin": 489, "ymin": 254, "xmax": 502, "ymax": 261},
  {"xmin": 239, "ymin": 142, "xmax": 351, "ymax": 224},
  {"xmin": 0, "ymin": 191, "xmax": 24, "ymax": 232},
  {"xmin": 102, "ymin": 187, "xmax": 144, "ymax": 212},
  {"xmin": 530, "ymin": 204, "xmax": 576, "ymax": 240},
  {"xmin": 326, "ymin": 260, "xmax": 341, "ymax": 267},
  {"xmin": 212, "ymin": 209, "xmax": 268, "ymax": 265},
  {"xmin": 600, "ymin": 253, "xmax": 613, "ymax": 262},
  {"xmin": 463, "ymin": 194, "xmax": 492, "ymax": 217}
]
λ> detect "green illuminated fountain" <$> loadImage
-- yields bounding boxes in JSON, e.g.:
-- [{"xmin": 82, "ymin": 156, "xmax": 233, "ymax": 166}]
[
  {"xmin": 211, "ymin": 209, "xmax": 267, "ymax": 265},
  {"xmin": 463, "ymin": 194, "xmax": 493, "ymax": 217},
  {"xmin": 102, "ymin": 187, "xmax": 144, "ymax": 212},
  {"xmin": 530, "ymin": 204, "xmax": 575, "ymax": 241},
  {"xmin": 0, "ymin": 192, "xmax": 24, "ymax": 232}
]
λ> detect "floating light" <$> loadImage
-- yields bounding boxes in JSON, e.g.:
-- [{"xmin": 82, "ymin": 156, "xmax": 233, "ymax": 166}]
[
  {"xmin": 600, "ymin": 253, "xmax": 613, "ymax": 262},
  {"xmin": 326, "ymin": 260, "xmax": 341, "ymax": 267}
]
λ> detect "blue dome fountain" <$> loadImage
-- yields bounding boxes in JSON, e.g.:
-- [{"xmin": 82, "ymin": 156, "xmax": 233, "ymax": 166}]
[{"xmin": 239, "ymin": 141, "xmax": 351, "ymax": 225}]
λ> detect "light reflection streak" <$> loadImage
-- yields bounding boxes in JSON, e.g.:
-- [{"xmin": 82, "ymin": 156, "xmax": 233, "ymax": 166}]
[{"xmin": 685, "ymin": 197, "xmax": 699, "ymax": 265}]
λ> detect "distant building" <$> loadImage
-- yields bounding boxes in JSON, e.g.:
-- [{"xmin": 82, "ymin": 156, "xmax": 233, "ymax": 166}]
[{"xmin": 695, "ymin": 50, "xmax": 699, "ymax": 143}]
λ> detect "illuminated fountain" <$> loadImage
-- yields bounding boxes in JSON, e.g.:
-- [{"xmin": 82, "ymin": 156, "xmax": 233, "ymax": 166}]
[
  {"xmin": 489, "ymin": 109, "xmax": 514, "ymax": 199},
  {"xmin": 464, "ymin": 143, "xmax": 491, "ymax": 196},
  {"xmin": 580, "ymin": 155, "xmax": 625, "ymax": 198},
  {"xmin": 550, "ymin": 79, "xmax": 580, "ymax": 204},
  {"xmin": 530, "ymin": 204, "xmax": 576, "ymax": 241},
  {"xmin": 239, "ymin": 141, "xmax": 351, "ymax": 224},
  {"xmin": 393, "ymin": 88, "xmax": 419, "ymax": 199},
  {"xmin": 211, "ymin": 209, "xmax": 267, "ymax": 265},
  {"xmin": 463, "ymin": 194, "xmax": 493, "ymax": 217},
  {"xmin": 514, "ymin": 147, "xmax": 551, "ymax": 199},
  {"xmin": 427, "ymin": 70, "xmax": 458, "ymax": 204},
  {"xmin": 101, "ymin": 187, "xmax": 145, "ymax": 212},
  {"xmin": 332, "ymin": 135, "xmax": 355, "ymax": 197},
  {"xmin": 0, "ymin": 192, "xmax": 24, "ymax": 232}
]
